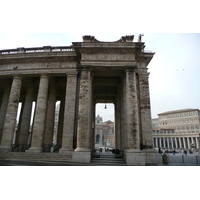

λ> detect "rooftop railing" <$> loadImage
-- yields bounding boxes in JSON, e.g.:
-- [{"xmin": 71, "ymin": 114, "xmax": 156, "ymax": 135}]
[{"xmin": 0, "ymin": 46, "xmax": 74, "ymax": 55}]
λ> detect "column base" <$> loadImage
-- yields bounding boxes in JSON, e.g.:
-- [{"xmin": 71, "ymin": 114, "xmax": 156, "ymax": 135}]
[
  {"xmin": 0, "ymin": 146, "xmax": 12, "ymax": 152},
  {"xmin": 59, "ymin": 148, "xmax": 73, "ymax": 155},
  {"xmin": 72, "ymin": 148, "xmax": 91, "ymax": 163},
  {"xmin": 124, "ymin": 149, "xmax": 158, "ymax": 166},
  {"xmin": 25, "ymin": 147, "xmax": 43, "ymax": 153}
]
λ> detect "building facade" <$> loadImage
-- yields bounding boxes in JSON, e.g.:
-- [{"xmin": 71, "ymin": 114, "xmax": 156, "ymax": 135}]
[
  {"xmin": 152, "ymin": 109, "xmax": 200, "ymax": 150},
  {"xmin": 95, "ymin": 115, "xmax": 115, "ymax": 148},
  {"xmin": 0, "ymin": 35, "xmax": 157, "ymax": 165}
]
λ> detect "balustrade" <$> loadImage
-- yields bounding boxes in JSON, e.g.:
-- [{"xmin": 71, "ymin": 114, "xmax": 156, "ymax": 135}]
[{"xmin": 0, "ymin": 46, "xmax": 74, "ymax": 55}]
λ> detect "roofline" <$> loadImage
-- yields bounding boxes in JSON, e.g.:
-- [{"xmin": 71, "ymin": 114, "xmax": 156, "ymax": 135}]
[{"xmin": 158, "ymin": 108, "xmax": 200, "ymax": 115}]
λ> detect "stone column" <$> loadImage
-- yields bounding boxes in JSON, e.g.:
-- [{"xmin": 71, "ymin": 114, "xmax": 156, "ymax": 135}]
[
  {"xmin": 196, "ymin": 137, "xmax": 199, "ymax": 149},
  {"xmin": 179, "ymin": 137, "xmax": 182, "ymax": 148},
  {"xmin": 137, "ymin": 70, "xmax": 154, "ymax": 150},
  {"xmin": 183, "ymin": 137, "xmax": 186, "ymax": 149},
  {"xmin": 163, "ymin": 138, "xmax": 166, "ymax": 148},
  {"xmin": 72, "ymin": 67, "xmax": 92, "ymax": 163},
  {"xmin": 175, "ymin": 137, "xmax": 178, "ymax": 149},
  {"xmin": 60, "ymin": 74, "xmax": 77, "ymax": 154},
  {"xmin": 26, "ymin": 74, "xmax": 49, "ymax": 153},
  {"xmin": 90, "ymin": 102, "xmax": 95, "ymax": 150},
  {"xmin": 125, "ymin": 67, "xmax": 140, "ymax": 150},
  {"xmin": 171, "ymin": 137, "xmax": 174, "ymax": 148},
  {"xmin": 191, "ymin": 137, "xmax": 194, "ymax": 148},
  {"xmin": 159, "ymin": 137, "xmax": 162, "ymax": 148},
  {"xmin": 115, "ymin": 89, "xmax": 121, "ymax": 150},
  {"xmin": 187, "ymin": 137, "xmax": 190, "ymax": 149},
  {"xmin": 17, "ymin": 81, "xmax": 34, "ymax": 151},
  {"xmin": 43, "ymin": 78, "xmax": 56, "ymax": 150},
  {"xmin": 167, "ymin": 138, "xmax": 169, "ymax": 148},
  {"xmin": 0, "ymin": 76, "xmax": 22, "ymax": 152},
  {"xmin": 120, "ymin": 75, "xmax": 126, "ymax": 150},
  {"xmin": 0, "ymin": 84, "xmax": 11, "ymax": 144},
  {"xmin": 155, "ymin": 138, "xmax": 158, "ymax": 148}
]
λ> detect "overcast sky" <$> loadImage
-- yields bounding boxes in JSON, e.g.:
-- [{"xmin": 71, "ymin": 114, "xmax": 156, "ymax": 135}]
[
  {"xmin": 0, "ymin": 33, "xmax": 199, "ymax": 121},
  {"xmin": 0, "ymin": 1, "xmax": 199, "ymax": 122},
  {"xmin": 1, "ymin": 0, "xmax": 200, "ymax": 196}
]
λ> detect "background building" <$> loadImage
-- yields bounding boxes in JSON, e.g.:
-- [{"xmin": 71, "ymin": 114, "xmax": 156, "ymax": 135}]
[
  {"xmin": 95, "ymin": 115, "xmax": 115, "ymax": 148},
  {"xmin": 152, "ymin": 108, "xmax": 200, "ymax": 150}
]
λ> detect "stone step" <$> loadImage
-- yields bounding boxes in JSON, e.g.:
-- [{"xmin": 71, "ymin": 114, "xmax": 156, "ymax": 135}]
[
  {"xmin": 0, "ymin": 152, "xmax": 72, "ymax": 161},
  {"xmin": 91, "ymin": 153, "xmax": 127, "ymax": 166},
  {"xmin": 0, "ymin": 152, "xmax": 127, "ymax": 165},
  {"xmin": 92, "ymin": 158, "xmax": 125, "ymax": 162}
]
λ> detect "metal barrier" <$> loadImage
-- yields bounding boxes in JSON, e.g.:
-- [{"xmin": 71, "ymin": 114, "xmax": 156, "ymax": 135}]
[{"xmin": 158, "ymin": 153, "xmax": 200, "ymax": 165}]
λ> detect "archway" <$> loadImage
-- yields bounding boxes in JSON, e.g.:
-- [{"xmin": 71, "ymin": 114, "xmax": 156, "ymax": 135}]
[{"xmin": 95, "ymin": 103, "xmax": 115, "ymax": 152}]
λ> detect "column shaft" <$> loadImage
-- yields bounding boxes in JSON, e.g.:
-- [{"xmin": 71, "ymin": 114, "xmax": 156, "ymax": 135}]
[
  {"xmin": 17, "ymin": 84, "xmax": 34, "ymax": 150},
  {"xmin": 175, "ymin": 137, "xmax": 178, "ymax": 149},
  {"xmin": 167, "ymin": 138, "xmax": 169, "ymax": 149},
  {"xmin": 196, "ymin": 137, "xmax": 199, "ymax": 149},
  {"xmin": 163, "ymin": 138, "xmax": 165, "ymax": 148},
  {"xmin": 155, "ymin": 138, "xmax": 158, "ymax": 148},
  {"xmin": 115, "ymin": 90, "xmax": 121, "ymax": 149},
  {"xmin": 179, "ymin": 137, "xmax": 182, "ymax": 148},
  {"xmin": 170, "ymin": 137, "xmax": 173, "ymax": 148},
  {"xmin": 138, "ymin": 71, "xmax": 154, "ymax": 150},
  {"xmin": 191, "ymin": 137, "xmax": 194, "ymax": 149},
  {"xmin": 0, "ymin": 85, "xmax": 11, "ymax": 144},
  {"xmin": 159, "ymin": 137, "xmax": 162, "ymax": 148},
  {"xmin": 121, "ymin": 75, "xmax": 126, "ymax": 150},
  {"xmin": 187, "ymin": 137, "xmax": 190, "ymax": 149},
  {"xmin": 0, "ymin": 76, "xmax": 22, "ymax": 151},
  {"xmin": 125, "ymin": 67, "xmax": 140, "ymax": 150},
  {"xmin": 26, "ymin": 75, "xmax": 49, "ymax": 152},
  {"xmin": 75, "ymin": 68, "xmax": 92, "ymax": 151},
  {"xmin": 183, "ymin": 137, "xmax": 186, "ymax": 149},
  {"xmin": 43, "ymin": 78, "xmax": 56, "ymax": 148},
  {"xmin": 72, "ymin": 67, "xmax": 92, "ymax": 163},
  {"xmin": 60, "ymin": 74, "xmax": 77, "ymax": 153}
]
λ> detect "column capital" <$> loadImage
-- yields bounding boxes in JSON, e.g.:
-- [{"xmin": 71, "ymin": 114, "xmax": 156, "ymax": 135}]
[
  {"xmin": 125, "ymin": 65, "xmax": 137, "ymax": 72},
  {"xmin": 81, "ymin": 65, "xmax": 92, "ymax": 71},
  {"xmin": 12, "ymin": 74, "xmax": 23, "ymax": 80},
  {"xmin": 40, "ymin": 74, "xmax": 50, "ymax": 78},
  {"xmin": 66, "ymin": 73, "xmax": 78, "ymax": 77},
  {"xmin": 138, "ymin": 72, "xmax": 150, "ymax": 78}
]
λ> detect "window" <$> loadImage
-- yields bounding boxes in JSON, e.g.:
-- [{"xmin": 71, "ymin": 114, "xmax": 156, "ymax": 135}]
[{"xmin": 96, "ymin": 134, "xmax": 100, "ymax": 143}]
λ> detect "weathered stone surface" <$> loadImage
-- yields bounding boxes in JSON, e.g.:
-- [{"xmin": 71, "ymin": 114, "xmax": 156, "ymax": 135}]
[
  {"xmin": 0, "ymin": 35, "xmax": 157, "ymax": 165},
  {"xmin": 0, "ymin": 76, "xmax": 22, "ymax": 152},
  {"xmin": 59, "ymin": 74, "xmax": 77, "ymax": 153},
  {"xmin": 26, "ymin": 75, "xmax": 49, "ymax": 153}
]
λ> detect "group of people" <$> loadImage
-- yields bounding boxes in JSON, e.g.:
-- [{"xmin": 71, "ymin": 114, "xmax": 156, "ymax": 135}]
[{"xmin": 157, "ymin": 147, "xmax": 199, "ymax": 156}]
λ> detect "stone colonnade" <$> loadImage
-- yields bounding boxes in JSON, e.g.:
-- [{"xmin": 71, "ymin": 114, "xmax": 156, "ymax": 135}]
[
  {"xmin": 0, "ymin": 73, "xmax": 78, "ymax": 154},
  {"xmin": 0, "ymin": 35, "xmax": 157, "ymax": 165},
  {"xmin": 0, "ymin": 65, "xmax": 158, "ymax": 165},
  {"xmin": 154, "ymin": 136, "xmax": 200, "ymax": 149}
]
